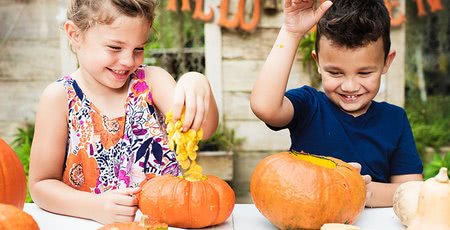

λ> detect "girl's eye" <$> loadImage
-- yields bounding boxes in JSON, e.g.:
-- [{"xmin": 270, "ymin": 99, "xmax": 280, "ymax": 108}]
[
  {"xmin": 134, "ymin": 48, "xmax": 145, "ymax": 53},
  {"xmin": 359, "ymin": 72, "xmax": 372, "ymax": 77}
]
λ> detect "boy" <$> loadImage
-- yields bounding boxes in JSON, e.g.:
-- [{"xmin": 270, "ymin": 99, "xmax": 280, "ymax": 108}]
[{"xmin": 250, "ymin": 0, "xmax": 423, "ymax": 207}]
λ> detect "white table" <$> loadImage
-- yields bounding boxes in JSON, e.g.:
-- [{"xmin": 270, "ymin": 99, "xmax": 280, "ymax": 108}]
[{"xmin": 24, "ymin": 203, "xmax": 405, "ymax": 230}]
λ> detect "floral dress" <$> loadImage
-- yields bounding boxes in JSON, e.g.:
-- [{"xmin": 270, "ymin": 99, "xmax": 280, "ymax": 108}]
[{"xmin": 59, "ymin": 67, "xmax": 180, "ymax": 194}]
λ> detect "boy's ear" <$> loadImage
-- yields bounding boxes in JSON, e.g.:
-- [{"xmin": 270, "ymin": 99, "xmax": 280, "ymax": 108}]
[
  {"xmin": 382, "ymin": 50, "xmax": 396, "ymax": 74},
  {"xmin": 311, "ymin": 50, "xmax": 321, "ymax": 74},
  {"xmin": 64, "ymin": 20, "xmax": 81, "ymax": 51}
]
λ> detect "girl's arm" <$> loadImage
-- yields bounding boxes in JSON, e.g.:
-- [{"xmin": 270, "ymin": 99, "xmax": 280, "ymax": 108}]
[
  {"xmin": 365, "ymin": 174, "xmax": 423, "ymax": 207},
  {"xmin": 146, "ymin": 66, "xmax": 218, "ymax": 139},
  {"xmin": 28, "ymin": 83, "xmax": 139, "ymax": 224}
]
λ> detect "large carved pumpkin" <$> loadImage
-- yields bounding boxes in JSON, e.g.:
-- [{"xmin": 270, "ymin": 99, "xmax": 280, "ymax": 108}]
[
  {"xmin": 138, "ymin": 174, "xmax": 235, "ymax": 228},
  {"xmin": 0, "ymin": 139, "xmax": 27, "ymax": 209},
  {"xmin": 250, "ymin": 151, "xmax": 366, "ymax": 229},
  {"xmin": 0, "ymin": 203, "xmax": 39, "ymax": 229}
]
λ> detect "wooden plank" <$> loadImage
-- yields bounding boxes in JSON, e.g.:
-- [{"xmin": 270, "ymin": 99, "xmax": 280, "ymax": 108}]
[
  {"xmin": 222, "ymin": 60, "xmax": 309, "ymax": 92},
  {"xmin": 226, "ymin": 120, "xmax": 291, "ymax": 151},
  {"xmin": 196, "ymin": 151, "xmax": 233, "ymax": 181}
]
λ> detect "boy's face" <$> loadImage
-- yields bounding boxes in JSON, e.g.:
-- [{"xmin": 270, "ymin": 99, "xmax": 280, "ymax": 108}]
[{"xmin": 313, "ymin": 37, "xmax": 395, "ymax": 117}]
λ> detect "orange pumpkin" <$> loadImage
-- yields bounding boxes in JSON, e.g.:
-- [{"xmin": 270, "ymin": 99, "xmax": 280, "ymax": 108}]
[
  {"xmin": 250, "ymin": 151, "xmax": 366, "ymax": 230},
  {"xmin": 0, "ymin": 139, "xmax": 27, "ymax": 209},
  {"xmin": 99, "ymin": 215, "xmax": 168, "ymax": 230},
  {"xmin": 0, "ymin": 203, "xmax": 39, "ymax": 229},
  {"xmin": 138, "ymin": 174, "xmax": 235, "ymax": 228}
]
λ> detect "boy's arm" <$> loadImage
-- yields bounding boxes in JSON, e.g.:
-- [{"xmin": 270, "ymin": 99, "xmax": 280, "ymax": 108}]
[
  {"xmin": 250, "ymin": 0, "xmax": 332, "ymax": 127},
  {"xmin": 365, "ymin": 174, "xmax": 423, "ymax": 207},
  {"xmin": 250, "ymin": 27, "xmax": 301, "ymax": 127}
]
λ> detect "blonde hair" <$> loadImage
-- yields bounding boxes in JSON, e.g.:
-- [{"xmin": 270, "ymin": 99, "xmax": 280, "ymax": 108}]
[{"xmin": 67, "ymin": 0, "xmax": 156, "ymax": 32}]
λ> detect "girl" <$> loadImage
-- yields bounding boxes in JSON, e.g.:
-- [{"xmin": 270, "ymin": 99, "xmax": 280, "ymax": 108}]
[{"xmin": 28, "ymin": 0, "xmax": 218, "ymax": 224}]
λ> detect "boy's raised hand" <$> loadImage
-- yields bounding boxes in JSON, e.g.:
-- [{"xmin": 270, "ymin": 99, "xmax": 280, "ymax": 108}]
[
  {"xmin": 93, "ymin": 186, "xmax": 140, "ymax": 224},
  {"xmin": 171, "ymin": 72, "xmax": 211, "ymax": 132},
  {"xmin": 284, "ymin": 0, "xmax": 333, "ymax": 37}
]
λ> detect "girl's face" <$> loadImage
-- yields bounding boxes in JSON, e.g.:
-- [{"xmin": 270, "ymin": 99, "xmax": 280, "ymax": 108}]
[
  {"xmin": 74, "ymin": 15, "xmax": 151, "ymax": 89},
  {"xmin": 313, "ymin": 37, "xmax": 395, "ymax": 117}
]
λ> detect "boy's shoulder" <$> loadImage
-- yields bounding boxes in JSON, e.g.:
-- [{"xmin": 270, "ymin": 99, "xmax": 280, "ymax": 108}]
[{"xmin": 372, "ymin": 101, "xmax": 407, "ymax": 117}]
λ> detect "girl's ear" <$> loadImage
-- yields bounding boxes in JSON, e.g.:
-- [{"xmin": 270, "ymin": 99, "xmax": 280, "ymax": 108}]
[
  {"xmin": 64, "ymin": 20, "xmax": 81, "ymax": 51},
  {"xmin": 382, "ymin": 50, "xmax": 396, "ymax": 74},
  {"xmin": 311, "ymin": 50, "xmax": 321, "ymax": 74}
]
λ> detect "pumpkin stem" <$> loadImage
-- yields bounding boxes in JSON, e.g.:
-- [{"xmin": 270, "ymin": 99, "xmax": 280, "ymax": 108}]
[{"xmin": 434, "ymin": 167, "xmax": 449, "ymax": 183}]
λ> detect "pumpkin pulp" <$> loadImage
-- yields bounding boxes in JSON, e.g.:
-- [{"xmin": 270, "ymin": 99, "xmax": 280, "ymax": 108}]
[{"xmin": 291, "ymin": 151, "xmax": 337, "ymax": 169}]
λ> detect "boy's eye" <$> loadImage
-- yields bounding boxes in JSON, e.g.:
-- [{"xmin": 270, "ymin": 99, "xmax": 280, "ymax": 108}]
[
  {"xmin": 328, "ymin": 71, "xmax": 342, "ymax": 76},
  {"xmin": 359, "ymin": 72, "xmax": 372, "ymax": 76},
  {"xmin": 108, "ymin": 46, "xmax": 121, "ymax": 50},
  {"xmin": 134, "ymin": 47, "xmax": 145, "ymax": 52}
]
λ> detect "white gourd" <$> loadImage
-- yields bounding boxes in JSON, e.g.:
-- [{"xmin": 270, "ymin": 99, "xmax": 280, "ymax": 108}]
[
  {"xmin": 407, "ymin": 167, "xmax": 450, "ymax": 230},
  {"xmin": 392, "ymin": 181, "xmax": 423, "ymax": 226}
]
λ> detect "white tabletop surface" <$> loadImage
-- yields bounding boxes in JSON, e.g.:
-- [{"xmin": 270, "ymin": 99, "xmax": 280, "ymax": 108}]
[{"xmin": 24, "ymin": 203, "xmax": 405, "ymax": 230}]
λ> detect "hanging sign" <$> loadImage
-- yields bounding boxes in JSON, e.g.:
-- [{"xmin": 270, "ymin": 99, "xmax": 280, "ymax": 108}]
[
  {"xmin": 166, "ymin": 0, "xmax": 261, "ymax": 32},
  {"xmin": 166, "ymin": 0, "xmax": 444, "ymax": 30}
]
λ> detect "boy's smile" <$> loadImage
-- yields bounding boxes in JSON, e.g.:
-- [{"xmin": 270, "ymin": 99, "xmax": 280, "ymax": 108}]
[{"xmin": 313, "ymin": 37, "xmax": 395, "ymax": 117}]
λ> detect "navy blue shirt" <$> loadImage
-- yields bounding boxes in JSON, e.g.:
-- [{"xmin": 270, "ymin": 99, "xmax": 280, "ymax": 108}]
[{"xmin": 269, "ymin": 86, "xmax": 423, "ymax": 183}]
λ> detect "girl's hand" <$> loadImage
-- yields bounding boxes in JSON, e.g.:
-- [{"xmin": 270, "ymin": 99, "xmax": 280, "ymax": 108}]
[
  {"xmin": 93, "ymin": 187, "xmax": 140, "ymax": 224},
  {"xmin": 171, "ymin": 72, "xmax": 211, "ymax": 132},
  {"xmin": 283, "ymin": 0, "xmax": 333, "ymax": 37}
]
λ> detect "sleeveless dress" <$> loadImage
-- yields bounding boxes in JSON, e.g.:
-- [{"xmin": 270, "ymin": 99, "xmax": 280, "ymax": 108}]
[{"xmin": 59, "ymin": 67, "xmax": 180, "ymax": 194}]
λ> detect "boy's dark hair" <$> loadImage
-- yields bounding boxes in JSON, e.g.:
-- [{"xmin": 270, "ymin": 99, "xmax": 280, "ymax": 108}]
[{"xmin": 315, "ymin": 0, "xmax": 391, "ymax": 60}]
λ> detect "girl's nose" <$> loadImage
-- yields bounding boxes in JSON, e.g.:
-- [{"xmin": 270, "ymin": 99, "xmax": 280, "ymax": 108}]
[{"xmin": 119, "ymin": 51, "xmax": 135, "ymax": 67}]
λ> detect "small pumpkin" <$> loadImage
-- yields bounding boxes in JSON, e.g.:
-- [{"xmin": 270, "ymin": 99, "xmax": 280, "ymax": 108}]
[
  {"xmin": 138, "ymin": 174, "xmax": 235, "ymax": 228},
  {"xmin": 408, "ymin": 167, "xmax": 450, "ymax": 230},
  {"xmin": 392, "ymin": 181, "xmax": 423, "ymax": 226},
  {"xmin": 0, "ymin": 203, "xmax": 40, "ymax": 230},
  {"xmin": 98, "ymin": 215, "xmax": 168, "ymax": 230},
  {"xmin": 0, "ymin": 138, "xmax": 27, "ymax": 209},
  {"xmin": 250, "ymin": 151, "xmax": 366, "ymax": 230}
]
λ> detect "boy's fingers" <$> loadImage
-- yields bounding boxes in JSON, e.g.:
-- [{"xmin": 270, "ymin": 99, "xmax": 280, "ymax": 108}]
[
  {"xmin": 315, "ymin": 0, "xmax": 333, "ymax": 20},
  {"xmin": 362, "ymin": 175, "xmax": 372, "ymax": 184},
  {"xmin": 348, "ymin": 162, "xmax": 362, "ymax": 172}
]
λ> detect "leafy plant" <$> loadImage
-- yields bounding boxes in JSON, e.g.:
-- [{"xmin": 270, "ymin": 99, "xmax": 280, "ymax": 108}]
[
  {"xmin": 423, "ymin": 152, "xmax": 450, "ymax": 179},
  {"xmin": 298, "ymin": 30, "xmax": 321, "ymax": 89},
  {"xmin": 406, "ymin": 95, "xmax": 450, "ymax": 156},
  {"xmin": 199, "ymin": 125, "xmax": 244, "ymax": 152},
  {"xmin": 11, "ymin": 124, "xmax": 35, "ymax": 203}
]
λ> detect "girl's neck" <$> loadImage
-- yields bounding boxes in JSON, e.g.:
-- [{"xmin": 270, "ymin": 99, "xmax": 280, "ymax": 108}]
[{"xmin": 71, "ymin": 69, "xmax": 130, "ymax": 118}]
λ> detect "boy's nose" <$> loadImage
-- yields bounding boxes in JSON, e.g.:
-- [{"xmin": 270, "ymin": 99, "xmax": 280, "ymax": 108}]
[{"xmin": 341, "ymin": 76, "xmax": 360, "ymax": 92}]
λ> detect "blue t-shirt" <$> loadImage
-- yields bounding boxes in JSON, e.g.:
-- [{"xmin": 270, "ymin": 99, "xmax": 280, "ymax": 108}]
[{"xmin": 269, "ymin": 86, "xmax": 423, "ymax": 183}]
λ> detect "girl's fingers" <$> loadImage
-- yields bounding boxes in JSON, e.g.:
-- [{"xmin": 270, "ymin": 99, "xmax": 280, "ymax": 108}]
[
  {"xmin": 172, "ymin": 86, "xmax": 186, "ymax": 121},
  {"xmin": 113, "ymin": 205, "xmax": 138, "ymax": 216},
  {"xmin": 114, "ymin": 213, "xmax": 136, "ymax": 223},
  {"xmin": 191, "ymin": 95, "xmax": 205, "ymax": 131},
  {"xmin": 183, "ymin": 89, "xmax": 196, "ymax": 131}
]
